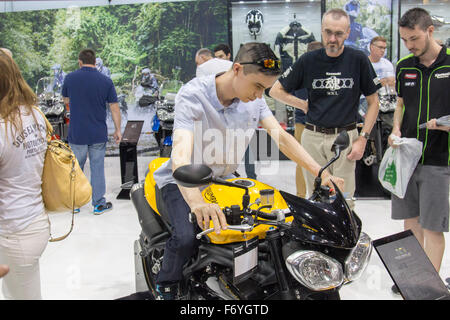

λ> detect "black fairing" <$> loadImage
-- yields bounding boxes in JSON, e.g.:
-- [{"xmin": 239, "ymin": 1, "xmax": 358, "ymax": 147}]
[{"xmin": 280, "ymin": 187, "xmax": 362, "ymax": 249}]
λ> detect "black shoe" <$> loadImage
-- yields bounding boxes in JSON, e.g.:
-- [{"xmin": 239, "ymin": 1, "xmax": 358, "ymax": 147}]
[
  {"xmin": 156, "ymin": 282, "xmax": 179, "ymax": 300},
  {"xmin": 391, "ymin": 284, "xmax": 400, "ymax": 295},
  {"xmin": 93, "ymin": 202, "xmax": 113, "ymax": 215}
]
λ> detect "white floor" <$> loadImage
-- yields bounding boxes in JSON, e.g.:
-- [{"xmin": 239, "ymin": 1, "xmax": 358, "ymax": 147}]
[{"xmin": 1, "ymin": 157, "xmax": 449, "ymax": 300}]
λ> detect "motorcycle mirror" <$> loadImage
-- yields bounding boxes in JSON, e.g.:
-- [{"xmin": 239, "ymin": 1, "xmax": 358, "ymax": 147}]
[
  {"xmin": 331, "ymin": 130, "xmax": 350, "ymax": 155},
  {"xmin": 172, "ymin": 164, "xmax": 213, "ymax": 188}
]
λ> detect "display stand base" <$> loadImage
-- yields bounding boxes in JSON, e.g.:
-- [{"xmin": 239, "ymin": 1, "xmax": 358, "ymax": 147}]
[{"xmin": 116, "ymin": 188, "xmax": 131, "ymax": 200}]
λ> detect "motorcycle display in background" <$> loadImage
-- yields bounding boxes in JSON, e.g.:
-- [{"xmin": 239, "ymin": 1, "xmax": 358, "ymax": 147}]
[
  {"xmin": 131, "ymin": 130, "xmax": 373, "ymax": 300},
  {"xmin": 35, "ymin": 76, "xmax": 67, "ymax": 140},
  {"xmin": 151, "ymin": 79, "xmax": 183, "ymax": 157},
  {"xmin": 358, "ymin": 85, "xmax": 396, "ymax": 167}
]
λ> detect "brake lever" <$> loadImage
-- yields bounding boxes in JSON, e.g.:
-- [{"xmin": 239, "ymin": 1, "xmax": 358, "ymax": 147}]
[{"xmin": 195, "ymin": 224, "xmax": 254, "ymax": 240}]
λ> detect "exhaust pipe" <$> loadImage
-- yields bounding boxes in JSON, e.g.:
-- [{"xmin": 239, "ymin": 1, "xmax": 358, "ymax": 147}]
[{"xmin": 130, "ymin": 183, "xmax": 164, "ymax": 239}]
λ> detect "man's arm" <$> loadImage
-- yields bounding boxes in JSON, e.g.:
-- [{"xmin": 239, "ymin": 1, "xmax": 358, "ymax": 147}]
[
  {"xmin": 347, "ymin": 92, "xmax": 379, "ymax": 161},
  {"xmin": 269, "ymin": 81, "xmax": 308, "ymax": 113},
  {"xmin": 171, "ymin": 129, "xmax": 227, "ymax": 233},
  {"xmin": 109, "ymin": 102, "xmax": 122, "ymax": 144},
  {"xmin": 259, "ymin": 115, "xmax": 344, "ymax": 191},
  {"xmin": 388, "ymin": 97, "xmax": 404, "ymax": 146}
]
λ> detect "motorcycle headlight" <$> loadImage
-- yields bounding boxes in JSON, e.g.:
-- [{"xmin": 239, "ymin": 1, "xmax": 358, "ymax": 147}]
[
  {"xmin": 344, "ymin": 232, "xmax": 372, "ymax": 282},
  {"xmin": 286, "ymin": 251, "xmax": 344, "ymax": 291}
]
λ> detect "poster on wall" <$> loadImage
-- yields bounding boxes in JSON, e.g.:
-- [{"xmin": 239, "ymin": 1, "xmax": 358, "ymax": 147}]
[
  {"xmin": 0, "ymin": 0, "xmax": 229, "ymax": 156},
  {"xmin": 326, "ymin": 0, "xmax": 393, "ymax": 59}
]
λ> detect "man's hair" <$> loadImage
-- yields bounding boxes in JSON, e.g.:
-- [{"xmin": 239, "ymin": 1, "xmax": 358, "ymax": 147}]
[
  {"xmin": 399, "ymin": 7, "xmax": 432, "ymax": 31},
  {"xmin": 370, "ymin": 36, "xmax": 387, "ymax": 45},
  {"xmin": 78, "ymin": 49, "xmax": 96, "ymax": 65},
  {"xmin": 322, "ymin": 8, "xmax": 350, "ymax": 26},
  {"xmin": 195, "ymin": 48, "xmax": 213, "ymax": 58},
  {"xmin": 234, "ymin": 42, "xmax": 282, "ymax": 76},
  {"xmin": 307, "ymin": 41, "xmax": 324, "ymax": 52},
  {"xmin": 213, "ymin": 43, "xmax": 231, "ymax": 56}
]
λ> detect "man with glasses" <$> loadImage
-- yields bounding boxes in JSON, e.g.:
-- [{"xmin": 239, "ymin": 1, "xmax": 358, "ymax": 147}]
[
  {"xmin": 270, "ymin": 8, "xmax": 380, "ymax": 208},
  {"xmin": 368, "ymin": 36, "xmax": 395, "ymax": 89},
  {"xmin": 152, "ymin": 42, "xmax": 344, "ymax": 299}
]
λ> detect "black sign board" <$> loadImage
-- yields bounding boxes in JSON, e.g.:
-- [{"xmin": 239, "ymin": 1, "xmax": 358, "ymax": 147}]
[
  {"xmin": 373, "ymin": 230, "xmax": 450, "ymax": 300},
  {"xmin": 121, "ymin": 120, "xmax": 144, "ymax": 145},
  {"xmin": 117, "ymin": 121, "xmax": 144, "ymax": 199}
]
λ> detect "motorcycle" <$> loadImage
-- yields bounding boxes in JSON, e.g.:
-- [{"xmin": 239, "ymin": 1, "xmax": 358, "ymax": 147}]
[
  {"xmin": 131, "ymin": 130, "xmax": 373, "ymax": 300},
  {"xmin": 35, "ymin": 76, "xmax": 67, "ymax": 140},
  {"xmin": 358, "ymin": 85, "xmax": 396, "ymax": 167},
  {"xmin": 151, "ymin": 79, "xmax": 183, "ymax": 158}
]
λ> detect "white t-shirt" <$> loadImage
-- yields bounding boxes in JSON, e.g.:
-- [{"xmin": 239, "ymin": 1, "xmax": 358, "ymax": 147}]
[
  {"xmin": 0, "ymin": 106, "xmax": 47, "ymax": 234},
  {"xmin": 153, "ymin": 75, "xmax": 273, "ymax": 189},
  {"xmin": 371, "ymin": 57, "xmax": 394, "ymax": 81},
  {"xmin": 196, "ymin": 58, "xmax": 233, "ymax": 78}
]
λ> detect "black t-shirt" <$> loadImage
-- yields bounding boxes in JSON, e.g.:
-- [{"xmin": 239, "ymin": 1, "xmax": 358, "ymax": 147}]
[
  {"xmin": 396, "ymin": 46, "xmax": 450, "ymax": 167},
  {"xmin": 279, "ymin": 46, "xmax": 380, "ymax": 128}
]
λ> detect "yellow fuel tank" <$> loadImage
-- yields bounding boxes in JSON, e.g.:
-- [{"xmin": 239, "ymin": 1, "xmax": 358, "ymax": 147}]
[{"xmin": 144, "ymin": 158, "xmax": 292, "ymax": 244}]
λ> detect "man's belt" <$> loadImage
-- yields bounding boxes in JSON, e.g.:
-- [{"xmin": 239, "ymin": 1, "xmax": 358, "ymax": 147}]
[{"xmin": 305, "ymin": 123, "xmax": 357, "ymax": 135}]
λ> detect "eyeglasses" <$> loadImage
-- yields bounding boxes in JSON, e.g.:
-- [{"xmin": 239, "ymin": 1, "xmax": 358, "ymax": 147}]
[
  {"xmin": 323, "ymin": 29, "xmax": 346, "ymax": 39},
  {"xmin": 373, "ymin": 44, "xmax": 387, "ymax": 50},
  {"xmin": 240, "ymin": 58, "xmax": 281, "ymax": 70}
]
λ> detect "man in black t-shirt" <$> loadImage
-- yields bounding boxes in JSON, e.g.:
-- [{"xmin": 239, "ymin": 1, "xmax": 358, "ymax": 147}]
[
  {"xmin": 389, "ymin": 8, "xmax": 450, "ymax": 281},
  {"xmin": 270, "ymin": 8, "xmax": 380, "ymax": 207}
]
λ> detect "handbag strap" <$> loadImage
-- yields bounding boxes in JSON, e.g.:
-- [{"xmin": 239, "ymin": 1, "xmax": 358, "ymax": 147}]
[
  {"xmin": 48, "ymin": 158, "xmax": 76, "ymax": 242},
  {"xmin": 32, "ymin": 105, "xmax": 54, "ymax": 141},
  {"xmin": 33, "ymin": 106, "xmax": 76, "ymax": 242}
]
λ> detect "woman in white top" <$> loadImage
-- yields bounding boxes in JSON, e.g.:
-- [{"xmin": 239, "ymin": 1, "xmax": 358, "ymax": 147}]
[{"xmin": 0, "ymin": 50, "xmax": 50, "ymax": 299}]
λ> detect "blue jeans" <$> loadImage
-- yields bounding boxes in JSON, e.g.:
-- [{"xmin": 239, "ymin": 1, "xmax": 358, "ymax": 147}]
[{"xmin": 69, "ymin": 142, "xmax": 107, "ymax": 207}]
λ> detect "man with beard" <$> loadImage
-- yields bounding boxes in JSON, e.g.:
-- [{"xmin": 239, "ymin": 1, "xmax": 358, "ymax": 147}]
[
  {"xmin": 269, "ymin": 8, "xmax": 380, "ymax": 207},
  {"xmin": 388, "ymin": 8, "xmax": 450, "ymax": 294}
]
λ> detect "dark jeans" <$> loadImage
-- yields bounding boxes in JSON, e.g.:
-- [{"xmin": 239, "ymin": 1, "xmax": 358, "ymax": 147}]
[
  {"xmin": 244, "ymin": 147, "xmax": 257, "ymax": 179},
  {"xmin": 156, "ymin": 184, "xmax": 200, "ymax": 285}
]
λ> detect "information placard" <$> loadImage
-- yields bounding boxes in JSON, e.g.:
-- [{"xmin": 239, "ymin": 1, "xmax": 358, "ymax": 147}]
[{"xmin": 373, "ymin": 230, "xmax": 450, "ymax": 300}]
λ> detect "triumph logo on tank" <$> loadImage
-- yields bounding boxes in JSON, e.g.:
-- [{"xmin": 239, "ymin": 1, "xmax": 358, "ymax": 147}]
[{"xmin": 312, "ymin": 74, "xmax": 354, "ymax": 94}]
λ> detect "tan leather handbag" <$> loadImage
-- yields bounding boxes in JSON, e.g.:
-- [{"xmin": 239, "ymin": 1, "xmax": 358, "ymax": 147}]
[{"xmin": 34, "ymin": 107, "xmax": 92, "ymax": 241}]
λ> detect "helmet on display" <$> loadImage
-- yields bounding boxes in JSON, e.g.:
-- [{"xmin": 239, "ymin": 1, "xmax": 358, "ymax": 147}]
[
  {"xmin": 245, "ymin": 9, "xmax": 264, "ymax": 38},
  {"xmin": 141, "ymin": 68, "xmax": 153, "ymax": 88}
]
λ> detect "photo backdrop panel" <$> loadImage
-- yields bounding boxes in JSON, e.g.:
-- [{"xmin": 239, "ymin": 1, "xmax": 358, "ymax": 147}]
[
  {"xmin": 326, "ymin": 0, "xmax": 393, "ymax": 59},
  {"xmin": 0, "ymin": 0, "xmax": 229, "ymax": 155}
]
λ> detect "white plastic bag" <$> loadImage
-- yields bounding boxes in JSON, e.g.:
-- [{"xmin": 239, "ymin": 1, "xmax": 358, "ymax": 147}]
[{"xmin": 378, "ymin": 135, "xmax": 423, "ymax": 198}]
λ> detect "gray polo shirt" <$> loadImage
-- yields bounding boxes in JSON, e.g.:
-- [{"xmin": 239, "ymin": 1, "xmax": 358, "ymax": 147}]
[{"xmin": 153, "ymin": 74, "xmax": 273, "ymax": 189}]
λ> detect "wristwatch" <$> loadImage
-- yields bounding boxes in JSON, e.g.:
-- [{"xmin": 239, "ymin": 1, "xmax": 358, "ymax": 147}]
[{"xmin": 359, "ymin": 131, "xmax": 370, "ymax": 139}]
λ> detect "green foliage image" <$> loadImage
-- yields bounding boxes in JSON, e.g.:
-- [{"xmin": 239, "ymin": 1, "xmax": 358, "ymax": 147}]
[{"xmin": 0, "ymin": 0, "xmax": 228, "ymax": 95}]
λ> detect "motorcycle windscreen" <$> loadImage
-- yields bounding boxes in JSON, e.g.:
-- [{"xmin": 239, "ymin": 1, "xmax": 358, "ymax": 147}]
[{"xmin": 280, "ymin": 188, "xmax": 361, "ymax": 249}]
